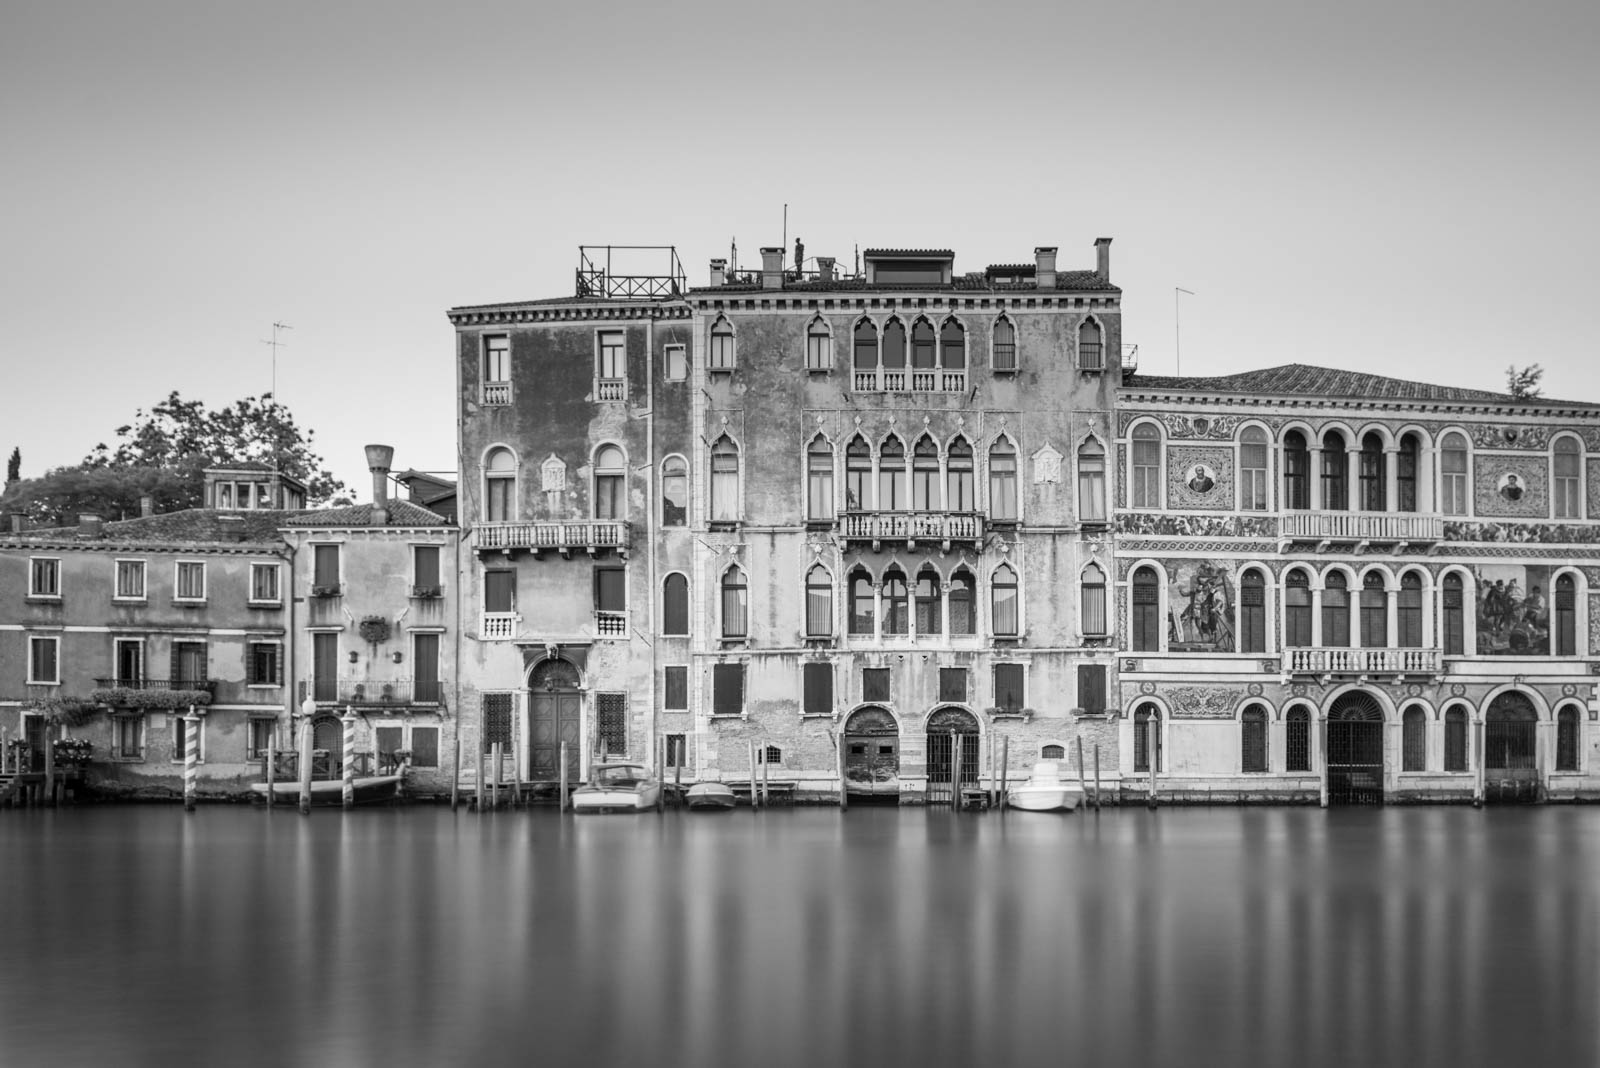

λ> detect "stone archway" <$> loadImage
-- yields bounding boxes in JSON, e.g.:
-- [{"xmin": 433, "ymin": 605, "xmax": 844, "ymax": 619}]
[
  {"xmin": 528, "ymin": 657, "xmax": 582, "ymax": 782},
  {"xmin": 1485, "ymin": 691, "xmax": 1539, "ymax": 802},
  {"xmin": 844, "ymin": 706, "xmax": 899, "ymax": 796},
  {"xmin": 1327, "ymin": 690, "xmax": 1384, "ymax": 805},
  {"xmin": 926, "ymin": 707, "xmax": 980, "ymax": 795}
]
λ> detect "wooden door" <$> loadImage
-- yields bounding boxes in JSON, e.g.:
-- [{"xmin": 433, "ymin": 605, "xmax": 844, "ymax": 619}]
[{"xmin": 530, "ymin": 692, "xmax": 582, "ymax": 782}]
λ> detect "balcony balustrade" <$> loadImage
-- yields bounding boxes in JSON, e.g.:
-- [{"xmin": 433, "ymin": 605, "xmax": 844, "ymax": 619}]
[
  {"xmin": 596, "ymin": 378, "xmax": 626, "ymax": 401},
  {"xmin": 482, "ymin": 381, "xmax": 512, "ymax": 405},
  {"xmin": 325, "ymin": 677, "xmax": 442, "ymax": 706},
  {"xmin": 1285, "ymin": 647, "xmax": 1442, "ymax": 676},
  {"xmin": 481, "ymin": 612, "xmax": 518, "ymax": 641},
  {"xmin": 473, "ymin": 520, "xmax": 630, "ymax": 555},
  {"xmin": 852, "ymin": 370, "xmax": 967, "ymax": 394},
  {"xmin": 1280, "ymin": 511, "xmax": 1443, "ymax": 544},
  {"xmin": 594, "ymin": 611, "xmax": 628, "ymax": 638},
  {"xmin": 839, "ymin": 511, "xmax": 983, "ymax": 546},
  {"xmin": 93, "ymin": 677, "xmax": 216, "ymax": 693}
]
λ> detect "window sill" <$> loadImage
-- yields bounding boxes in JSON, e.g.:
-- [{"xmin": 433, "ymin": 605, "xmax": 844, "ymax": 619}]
[
  {"xmin": 805, "ymin": 367, "xmax": 831, "ymax": 376},
  {"xmin": 719, "ymin": 638, "xmax": 749, "ymax": 648},
  {"xmin": 249, "ymin": 600, "xmax": 284, "ymax": 608},
  {"xmin": 172, "ymin": 599, "xmax": 208, "ymax": 607},
  {"xmin": 112, "ymin": 597, "xmax": 148, "ymax": 605},
  {"xmin": 246, "ymin": 684, "xmax": 282, "ymax": 690},
  {"xmin": 708, "ymin": 367, "xmax": 735, "ymax": 376},
  {"xmin": 799, "ymin": 712, "xmax": 835, "ymax": 720},
  {"xmin": 709, "ymin": 712, "xmax": 747, "ymax": 720},
  {"xmin": 26, "ymin": 596, "xmax": 62, "ymax": 604},
  {"xmin": 110, "ymin": 756, "xmax": 146, "ymax": 763},
  {"xmin": 992, "ymin": 367, "xmax": 1018, "ymax": 376},
  {"xmin": 708, "ymin": 520, "xmax": 741, "ymax": 532},
  {"xmin": 26, "ymin": 680, "xmax": 61, "ymax": 688},
  {"xmin": 1079, "ymin": 366, "xmax": 1104, "ymax": 375}
]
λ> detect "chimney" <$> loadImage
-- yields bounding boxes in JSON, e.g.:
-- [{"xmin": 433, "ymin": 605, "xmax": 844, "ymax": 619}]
[
  {"xmin": 216, "ymin": 514, "xmax": 246, "ymax": 542},
  {"xmin": 77, "ymin": 513, "xmax": 104, "ymax": 539},
  {"xmin": 1034, "ymin": 246, "xmax": 1058, "ymax": 290},
  {"xmin": 9, "ymin": 511, "xmax": 26, "ymax": 533},
  {"xmin": 139, "ymin": 494, "xmax": 154, "ymax": 517},
  {"xmin": 817, "ymin": 256, "xmax": 835, "ymax": 283},
  {"xmin": 1094, "ymin": 237, "xmax": 1112, "ymax": 281},
  {"xmin": 710, "ymin": 258, "xmax": 726, "ymax": 287},
  {"xmin": 366, "ymin": 443, "xmax": 394, "ymax": 526},
  {"xmin": 760, "ymin": 247, "xmax": 784, "ymax": 290}
]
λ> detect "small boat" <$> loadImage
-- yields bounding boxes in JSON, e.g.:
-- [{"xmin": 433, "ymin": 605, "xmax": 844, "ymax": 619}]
[
  {"xmin": 249, "ymin": 774, "xmax": 405, "ymax": 805},
  {"xmin": 572, "ymin": 762, "xmax": 662, "ymax": 813},
  {"xmin": 685, "ymin": 782, "xmax": 736, "ymax": 811},
  {"xmin": 1007, "ymin": 761, "xmax": 1083, "ymax": 812}
]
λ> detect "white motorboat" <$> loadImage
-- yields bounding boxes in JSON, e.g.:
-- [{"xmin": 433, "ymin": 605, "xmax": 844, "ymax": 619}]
[
  {"xmin": 685, "ymin": 782, "xmax": 736, "ymax": 810},
  {"xmin": 572, "ymin": 762, "xmax": 663, "ymax": 813},
  {"xmin": 1007, "ymin": 760, "xmax": 1083, "ymax": 812}
]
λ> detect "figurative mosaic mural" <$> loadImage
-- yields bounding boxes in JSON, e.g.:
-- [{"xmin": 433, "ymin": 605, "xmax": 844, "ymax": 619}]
[
  {"xmin": 1168, "ymin": 561, "xmax": 1235, "ymax": 652},
  {"xmin": 1442, "ymin": 521, "xmax": 1600, "ymax": 544},
  {"xmin": 1119, "ymin": 513, "xmax": 1278, "ymax": 537},
  {"xmin": 1472, "ymin": 458, "xmax": 1546, "ymax": 518},
  {"xmin": 1474, "ymin": 564, "xmax": 1553, "ymax": 656},
  {"xmin": 1167, "ymin": 445, "xmax": 1234, "ymax": 511}
]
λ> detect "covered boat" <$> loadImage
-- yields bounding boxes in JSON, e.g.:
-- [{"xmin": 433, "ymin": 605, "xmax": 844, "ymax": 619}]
[
  {"xmin": 572, "ymin": 762, "xmax": 662, "ymax": 813},
  {"xmin": 249, "ymin": 774, "xmax": 404, "ymax": 805},
  {"xmin": 1007, "ymin": 761, "xmax": 1083, "ymax": 812},
  {"xmin": 685, "ymin": 782, "xmax": 736, "ymax": 810}
]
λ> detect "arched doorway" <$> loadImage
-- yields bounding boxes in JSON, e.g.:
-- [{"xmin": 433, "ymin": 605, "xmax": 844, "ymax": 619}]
[
  {"xmin": 926, "ymin": 707, "xmax": 980, "ymax": 802},
  {"xmin": 311, "ymin": 715, "xmax": 343, "ymax": 779},
  {"xmin": 529, "ymin": 658, "xmax": 582, "ymax": 783},
  {"xmin": 843, "ymin": 706, "xmax": 899, "ymax": 797},
  {"xmin": 1327, "ymin": 691, "xmax": 1384, "ymax": 805},
  {"xmin": 1485, "ymin": 691, "xmax": 1539, "ymax": 802}
]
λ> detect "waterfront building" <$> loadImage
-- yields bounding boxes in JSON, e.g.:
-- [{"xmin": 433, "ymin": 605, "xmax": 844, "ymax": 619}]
[
  {"xmin": 449, "ymin": 240, "xmax": 1124, "ymax": 800},
  {"xmin": 1112, "ymin": 365, "xmax": 1600, "ymax": 803}
]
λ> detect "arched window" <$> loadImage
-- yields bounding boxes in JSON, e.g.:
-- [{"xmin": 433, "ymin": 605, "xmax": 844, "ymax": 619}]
[
  {"xmin": 912, "ymin": 436, "xmax": 940, "ymax": 511},
  {"xmin": 806, "ymin": 437, "xmax": 834, "ymax": 521},
  {"xmin": 1321, "ymin": 430, "xmax": 1348, "ymax": 510},
  {"xmin": 1398, "ymin": 571, "xmax": 1423, "ymax": 647},
  {"xmin": 1440, "ymin": 432, "xmax": 1469, "ymax": 515},
  {"xmin": 1286, "ymin": 707, "xmax": 1311, "ymax": 772},
  {"xmin": 1397, "ymin": 432, "xmax": 1421, "ymax": 512},
  {"xmin": 992, "ymin": 316, "xmax": 1016, "ymax": 371},
  {"xmin": 710, "ymin": 436, "xmax": 740, "ymax": 523},
  {"xmin": 709, "ymin": 315, "xmax": 735, "ymax": 371},
  {"xmin": 910, "ymin": 317, "xmax": 936, "ymax": 369},
  {"xmin": 1241, "ymin": 705, "xmax": 1267, "ymax": 773},
  {"xmin": 845, "ymin": 436, "xmax": 871, "ymax": 511},
  {"xmin": 882, "ymin": 569, "xmax": 909, "ymax": 635},
  {"xmin": 593, "ymin": 444, "xmax": 625, "ymax": 519},
  {"xmin": 949, "ymin": 569, "xmax": 975, "ymax": 635},
  {"xmin": 1556, "ymin": 573, "xmax": 1577, "ymax": 656},
  {"xmin": 662, "ymin": 573, "xmax": 688, "ymax": 636},
  {"xmin": 879, "ymin": 437, "xmax": 908, "ymax": 512},
  {"xmin": 1557, "ymin": 705, "xmax": 1580, "ymax": 771},
  {"xmin": 661, "ymin": 456, "xmax": 687, "ymax": 527},
  {"xmin": 1360, "ymin": 572, "xmax": 1387, "ymax": 648},
  {"xmin": 992, "ymin": 564, "xmax": 1019, "ymax": 637},
  {"xmin": 946, "ymin": 437, "xmax": 974, "ymax": 511},
  {"xmin": 989, "ymin": 439, "xmax": 1018, "ymax": 521},
  {"xmin": 720, "ymin": 567, "xmax": 748, "ymax": 639},
  {"xmin": 485, "ymin": 447, "xmax": 516, "ymax": 522},
  {"xmin": 1282, "ymin": 430, "xmax": 1310, "ymax": 510},
  {"xmin": 1444, "ymin": 705, "xmax": 1469, "ymax": 771},
  {"xmin": 940, "ymin": 318, "xmax": 966, "ymax": 373},
  {"xmin": 881, "ymin": 317, "xmax": 906, "ymax": 383},
  {"xmin": 1240, "ymin": 427, "xmax": 1269, "ymax": 511},
  {"xmin": 806, "ymin": 317, "xmax": 832, "ymax": 372},
  {"xmin": 1442, "ymin": 572, "xmax": 1465, "ymax": 655},
  {"xmin": 1240, "ymin": 570, "xmax": 1266, "ymax": 653},
  {"xmin": 1359, "ymin": 432, "xmax": 1385, "ymax": 511},
  {"xmin": 805, "ymin": 565, "xmax": 833, "ymax": 638},
  {"xmin": 1402, "ymin": 707, "xmax": 1426, "ymax": 771},
  {"xmin": 916, "ymin": 568, "xmax": 942, "ymax": 635},
  {"xmin": 1041, "ymin": 744, "xmax": 1065, "ymax": 760},
  {"xmin": 1078, "ymin": 317, "xmax": 1103, "ymax": 370},
  {"xmin": 1554, "ymin": 437, "xmax": 1582, "ymax": 519},
  {"xmin": 852, "ymin": 318, "xmax": 878, "ymax": 388},
  {"xmin": 1081, "ymin": 564, "xmax": 1107, "ymax": 637},
  {"xmin": 1284, "ymin": 569, "xmax": 1312, "ymax": 647},
  {"xmin": 1134, "ymin": 703, "xmax": 1160, "ymax": 772},
  {"xmin": 1132, "ymin": 566, "xmax": 1160, "ymax": 651},
  {"xmin": 848, "ymin": 569, "xmax": 875, "ymax": 636},
  {"xmin": 1323, "ymin": 572, "xmax": 1351, "ymax": 646},
  {"xmin": 1078, "ymin": 439, "xmax": 1106, "ymax": 523},
  {"xmin": 1132, "ymin": 424, "xmax": 1162, "ymax": 508}
]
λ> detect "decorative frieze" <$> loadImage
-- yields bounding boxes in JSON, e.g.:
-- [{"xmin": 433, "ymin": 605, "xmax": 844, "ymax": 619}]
[{"xmin": 1166, "ymin": 685, "xmax": 1238, "ymax": 718}]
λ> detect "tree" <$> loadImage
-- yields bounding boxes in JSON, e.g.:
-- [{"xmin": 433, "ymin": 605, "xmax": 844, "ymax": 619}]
[
  {"xmin": 0, "ymin": 466, "xmax": 194, "ymax": 525},
  {"xmin": 1506, "ymin": 364, "xmax": 1544, "ymax": 401},
  {"xmin": 5, "ymin": 447, "xmax": 18, "ymax": 484}
]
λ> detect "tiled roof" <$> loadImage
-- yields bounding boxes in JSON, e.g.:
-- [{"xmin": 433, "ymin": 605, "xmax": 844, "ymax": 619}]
[
  {"xmin": 862, "ymin": 248, "xmax": 954, "ymax": 258},
  {"xmin": 1124, "ymin": 363, "xmax": 1600, "ymax": 407},
  {"xmin": 6, "ymin": 509, "xmax": 304, "ymax": 547},
  {"xmin": 284, "ymin": 500, "xmax": 449, "ymax": 527}
]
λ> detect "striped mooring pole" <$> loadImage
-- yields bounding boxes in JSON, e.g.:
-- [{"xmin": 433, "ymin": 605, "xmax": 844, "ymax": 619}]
[
  {"xmin": 183, "ymin": 707, "xmax": 199, "ymax": 812},
  {"xmin": 342, "ymin": 709, "xmax": 357, "ymax": 809}
]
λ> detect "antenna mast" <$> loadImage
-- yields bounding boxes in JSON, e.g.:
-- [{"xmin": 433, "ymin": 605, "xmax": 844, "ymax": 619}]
[
  {"xmin": 262, "ymin": 321, "xmax": 293, "ymax": 399},
  {"xmin": 1174, "ymin": 289, "xmax": 1194, "ymax": 376}
]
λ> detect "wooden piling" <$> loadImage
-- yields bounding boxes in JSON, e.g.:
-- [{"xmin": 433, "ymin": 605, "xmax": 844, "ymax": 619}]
[
  {"xmin": 1076, "ymin": 736, "xmax": 1088, "ymax": 807},
  {"xmin": 298, "ymin": 719, "xmax": 313, "ymax": 815},
  {"xmin": 656, "ymin": 738, "xmax": 665, "ymax": 814},
  {"xmin": 342, "ymin": 712, "xmax": 357, "ymax": 810},
  {"xmin": 475, "ymin": 740, "xmax": 485, "ymax": 813},
  {"xmin": 1148, "ymin": 730, "xmax": 1159, "ymax": 810},
  {"xmin": 950, "ymin": 730, "xmax": 960, "ymax": 810},
  {"xmin": 834, "ymin": 731, "xmax": 848, "ymax": 812},
  {"xmin": 761, "ymin": 743, "xmax": 770, "ymax": 807},
  {"xmin": 490, "ymin": 743, "xmax": 502, "ymax": 811},
  {"xmin": 265, "ymin": 738, "xmax": 276, "ymax": 808},
  {"xmin": 674, "ymin": 745, "xmax": 683, "ymax": 808},
  {"xmin": 183, "ymin": 710, "xmax": 199, "ymax": 812},
  {"xmin": 450, "ymin": 732, "xmax": 461, "ymax": 810},
  {"xmin": 559, "ymin": 741, "xmax": 569, "ymax": 813},
  {"xmin": 748, "ymin": 741, "xmax": 757, "ymax": 812},
  {"xmin": 43, "ymin": 728, "xmax": 57, "ymax": 808},
  {"xmin": 999, "ymin": 736, "xmax": 1009, "ymax": 811},
  {"xmin": 988, "ymin": 735, "xmax": 997, "ymax": 808},
  {"xmin": 1093, "ymin": 743, "xmax": 1101, "ymax": 810}
]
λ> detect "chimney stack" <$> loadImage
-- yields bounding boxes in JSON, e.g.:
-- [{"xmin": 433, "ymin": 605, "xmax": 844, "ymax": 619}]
[
  {"xmin": 710, "ymin": 258, "xmax": 726, "ymax": 287},
  {"xmin": 366, "ymin": 444, "xmax": 394, "ymax": 526},
  {"xmin": 817, "ymin": 256, "xmax": 835, "ymax": 284},
  {"xmin": 760, "ymin": 247, "xmax": 784, "ymax": 290},
  {"xmin": 216, "ymin": 514, "xmax": 246, "ymax": 542},
  {"xmin": 139, "ymin": 494, "xmax": 154, "ymax": 517},
  {"xmin": 1034, "ymin": 246, "xmax": 1058, "ymax": 290},
  {"xmin": 9, "ymin": 512, "xmax": 26, "ymax": 533},
  {"xmin": 77, "ymin": 513, "xmax": 103, "ymax": 539},
  {"xmin": 1094, "ymin": 237, "xmax": 1112, "ymax": 281}
]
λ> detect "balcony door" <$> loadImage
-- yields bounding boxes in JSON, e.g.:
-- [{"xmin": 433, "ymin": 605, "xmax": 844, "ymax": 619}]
[{"xmin": 313, "ymin": 633, "xmax": 338, "ymax": 702}]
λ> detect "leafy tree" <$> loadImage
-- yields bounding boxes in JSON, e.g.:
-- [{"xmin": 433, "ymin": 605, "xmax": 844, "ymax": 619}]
[
  {"xmin": 6, "ymin": 447, "xmax": 18, "ymax": 484},
  {"xmin": 1506, "ymin": 364, "xmax": 1544, "ymax": 401},
  {"xmin": 0, "ymin": 466, "xmax": 194, "ymax": 525}
]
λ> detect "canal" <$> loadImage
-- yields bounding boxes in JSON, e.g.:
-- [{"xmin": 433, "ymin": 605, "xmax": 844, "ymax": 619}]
[{"xmin": 2, "ymin": 805, "xmax": 1596, "ymax": 1067}]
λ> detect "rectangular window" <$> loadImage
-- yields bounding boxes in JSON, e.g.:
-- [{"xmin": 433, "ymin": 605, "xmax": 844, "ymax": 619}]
[
  {"xmin": 484, "ymin": 570, "xmax": 516, "ymax": 612},
  {"xmin": 1082, "ymin": 580, "xmax": 1107, "ymax": 636},
  {"xmin": 803, "ymin": 663, "xmax": 833, "ymax": 715},
  {"xmin": 665, "ymin": 733, "xmax": 688, "ymax": 768},
  {"xmin": 172, "ymin": 715, "xmax": 204, "ymax": 763},
  {"xmin": 1240, "ymin": 441, "xmax": 1269, "ymax": 511},
  {"xmin": 1077, "ymin": 665, "xmax": 1106, "ymax": 715},
  {"xmin": 862, "ymin": 667, "xmax": 890, "ymax": 704},
  {"xmin": 175, "ymin": 561, "xmax": 206, "ymax": 601},
  {"xmin": 114, "ymin": 638, "xmax": 144, "ymax": 685},
  {"xmin": 250, "ymin": 563, "xmax": 280, "ymax": 603},
  {"xmin": 173, "ymin": 641, "xmax": 208, "ymax": 687},
  {"xmin": 30, "ymin": 557, "xmax": 61, "ymax": 598},
  {"xmin": 410, "ymin": 727, "xmax": 439, "ymax": 768},
  {"xmin": 112, "ymin": 715, "xmax": 144, "ymax": 760},
  {"xmin": 594, "ymin": 568, "xmax": 626, "ymax": 613},
  {"xmin": 664, "ymin": 343, "xmax": 687, "ymax": 382},
  {"xmin": 376, "ymin": 725, "xmax": 403, "ymax": 765},
  {"xmin": 115, "ymin": 560, "xmax": 147, "ymax": 600},
  {"xmin": 482, "ymin": 693, "xmax": 513, "ymax": 753},
  {"xmin": 312, "ymin": 632, "xmax": 338, "ymax": 702},
  {"xmin": 993, "ymin": 664, "xmax": 1024, "ymax": 713},
  {"xmin": 596, "ymin": 692, "xmax": 627, "ymax": 756},
  {"xmin": 28, "ymin": 636, "xmax": 60, "ymax": 684},
  {"xmin": 712, "ymin": 664, "xmax": 744, "ymax": 716},
  {"xmin": 939, "ymin": 668, "xmax": 967, "ymax": 704},
  {"xmin": 246, "ymin": 642, "xmax": 282, "ymax": 686},
  {"xmin": 664, "ymin": 666, "xmax": 688, "ymax": 710},
  {"xmin": 413, "ymin": 546, "xmax": 441, "ymax": 594},
  {"xmin": 597, "ymin": 330, "xmax": 627, "ymax": 399},
  {"xmin": 247, "ymin": 718, "xmax": 276, "ymax": 761},
  {"xmin": 483, "ymin": 336, "xmax": 511, "ymax": 404},
  {"xmin": 313, "ymin": 545, "xmax": 340, "ymax": 592},
  {"xmin": 413, "ymin": 634, "xmax": 441, "ymax": 703}
]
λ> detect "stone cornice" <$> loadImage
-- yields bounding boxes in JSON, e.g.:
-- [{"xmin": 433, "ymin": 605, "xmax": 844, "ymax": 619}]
[{"xmin": 1117, "ymin": 390, "xmax": 1600, "ymax": 421}]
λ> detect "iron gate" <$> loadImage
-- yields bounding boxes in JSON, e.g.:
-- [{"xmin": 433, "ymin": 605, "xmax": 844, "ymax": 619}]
[
  {"xmin": 1484, "ymin": 718, "xmax": 1539, "ymax": 803},
  {"xmin": 1327, "ymin": 720, "xmax": 1384, "ymax": 805}
]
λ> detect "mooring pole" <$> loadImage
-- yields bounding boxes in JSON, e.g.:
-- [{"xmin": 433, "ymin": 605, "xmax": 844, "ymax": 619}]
[
  {"xmin": 298, "ymin": 717, "xmax": 313, "ymax": 815},
  {"xmin": 950, "ymin": 729, "xmax": 960, "ymax": 810},
  {"xmin": 475, "ymin": 739, "xmax": 485, "ymax": 813},
  {"xmin": 450, "ymin": 731, "xmax": 461, "ymax": 810},
  {"xmin": 1076, "ymin": 737, "xmax": 1088, "ymax": 807},
  {"xmin": 1148, "ymin": 726, "xmax": 1159, "ymax": 811},
  {"xmin": 491, "ymin": 743, "xmax": 502, "ymax": 811},
  {"xmin": 559, "ymin": 741, "xmax": 569, "ymax": 813},
  {"xmin": 183, "ymin": 709, "xmax": 199, "ymax": 812},
  {"xmin": 748, "ymin": 741, "xmax": 758, "ymax": 812},
  {"xmin": 999, "ymin": 736, "xmax": 1009, "ymax": 811},
  {"xmin": 988, "ymin": 735, "xmax": 997, "ymax": 808},
  {"xmin": 265, "ymin": 737, "xmax": 276, "ymax": 808},
  {"xmin": 674, "ymin": 741, "xmax": 683, "ymax": 808},
  {"xmin": 1093, "ymin": 743, "xmax": 1101, "ymax": 810},
  {"xmin": 341, "ymin": 711, "xmax": 357, "ymax": 810},
  {"xmin": 833, "ymin": 730, "xmax": 848, "ymax": 812},
  {"xmin": 43, "ymin": 725, "xmax": 58, "ymax": 808},
  {"xmin": 656, "ymin": 738, "xmax": 665, "ymax": 814}
]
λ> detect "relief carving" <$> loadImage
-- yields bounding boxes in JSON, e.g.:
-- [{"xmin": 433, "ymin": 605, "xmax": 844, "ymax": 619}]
[{"xmin": 1166, "ymin": 686, "xmax": 1239, "ymax": 719}]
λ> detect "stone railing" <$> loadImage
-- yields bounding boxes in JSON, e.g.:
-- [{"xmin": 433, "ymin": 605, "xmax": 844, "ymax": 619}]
[
  {"xmin": 1280, "ymin": 512, "xmax": 1443, "ymax": 542},
  {"xmin": 482, "ymin": 381, "xmax": 512, "ymax": 405},
  {"xmin": 473, "ymin": 521, "xmax": 630, "ymax": 553},
  {"xmin": 596, "ymin": 378, "xmax": 626, "ymax": 401},
  {"xmin": 1285, "ymin": 647, "xmax": 1441, "ymax": 675},
  {"xmin": 852, "ymin": 370, "xmax": 966, "ymax": 393},
  {"xmin": 480, "ymin": 613, "xmax": 518, "ymax": 641},
  {"xmin": 595, "ymin": 611, "xmax": 628, "ymax": 638},
  {"xmin": 839, "ymin": 511, "xmax": 984, "ymax": 543}
]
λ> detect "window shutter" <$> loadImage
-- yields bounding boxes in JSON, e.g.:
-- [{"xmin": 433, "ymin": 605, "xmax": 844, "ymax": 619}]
[
  {"xmin": 1077, "ymin": 665, "xmax": 1105, "ymax": 715},
  {"xmin": 170, "ymin": 642, "xmax": 181, "ymax": 687},
  {"xmin": 862, "ymin": 668, "xmax": 890, "ymax": 704},
  {"xmin": 713, "ymin": 664, "xmax": 744, "ymax": 716},
  {"xmin": 664, "ymin": 666, "xmax": 688, "ymax": 710},
  {"xmin": 803, "ymin": 663, "xmax": 833, "ymax": 716},
  {"xmin": 938, "ymin": 668, "xmax": 966, "ymax": 703}
]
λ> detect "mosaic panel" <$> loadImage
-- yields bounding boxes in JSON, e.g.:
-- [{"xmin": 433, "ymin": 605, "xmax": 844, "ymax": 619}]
[
  {"xmin": 1166, "ymin": 445, "xmax": 1234, "ymax": 511},
  {"xmin": 1588, "ymin": 458, "xmax": 1600, "ymax": 521},
  {"xmin": 1157, "ymin": 414, "xmax": 1244, "ymax": 440},
  {"xmin": 1470, "ymin": 424, "xmax": 1552, "ymax": 450},
  {"xmin": 1115, "ymin": 444, "xmax": 1127, "ymax": 509},
  {"xmin": 1443, "ymin": 521, "xmax": 1600, "ymax": 544},
  {"xmin": 1474, "ymin": 456, "xmax": 1546, "ymax": 518},
  {"xmin": 1472, "ymin": 563, "xmax": 1554, "ymax": 656},
  {"xmin": 1168, "ymin": 560, "xmax": 1236, "ymax": 653},
  {"xmin": 1119, "ymin": 513, "xmax": 1277, "ymax": 537},
  {"xmin": 1591, "ymin": 596, "xmax": 1600, "ymax": 656}
]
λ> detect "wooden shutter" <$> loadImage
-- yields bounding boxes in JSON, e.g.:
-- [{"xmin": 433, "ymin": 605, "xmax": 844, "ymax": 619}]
[
  {"xmin": 1077, "ymin": 665, "xmax": 1105, "ymax": 715},
  {"xmin": 994, "ymin": 664, "xmax": 1024, "ymax": 711},
  {"xmin": 803, "ymin": 663, "xmax": 832, "ymax": 716},
  {"xmin": 712, "ymin": 664, "xmax": 743, "ymax": 716},
  {"xmin": 938, "ymin": 668, "xmax": 966, "ymax": 703},
  {"xmin": 862, "ymin": 668, "xmax": 890, "ymax": 704},
  {"xmin": 664, "ymin": 666, "xmax": 687, "ymax": 710},
  {"xmin": 594, "ymin": 568, "xmax": 625, "ymax": 613},
  {"xmin": 484, "ymin": 571, "xmax": 515, "ymax": 612},
  {"xmin": 410, "ymin": 727, "xmax": 439, "ymax": 768},
  {"xmin": 414, "ymin": 546, "xmax": 440, "ymax": 589}
]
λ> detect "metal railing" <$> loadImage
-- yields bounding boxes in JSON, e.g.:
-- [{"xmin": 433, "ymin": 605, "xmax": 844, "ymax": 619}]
[
  {"xmin": 481, "ymin": 613, "xmax": 518, "ymax": 640},
  {"xmin": 482, "ymin": 381, "xmax": 512, "ymax": 405},
  {"xmin": 839, "ymin": 511, "xmax": 984, "ymax": 542},
  {"xmin": 1285, "ymin": 648, "xmax": 1442, "ymax": 674},
  {"xmin": 575, "ymin": 246, "xmax": 686, "ymax": 301},
  {"xmin": 473, "ymin": 520, "xmax": 630, "ymax": 552},
  {"xmin": 595, "ymin": 612, "xmax": 628, "ymax": 638},
  {"xmin": 331, "ymin": 677, "xmax": 443, "ymax": 705},
  {"xmin": 1280, "ymin": 512, "xmax": 1443, "ymax": 542},
  {"xmin": 94, "ymin": 678, "xmax": 215, "ymax": 693}
]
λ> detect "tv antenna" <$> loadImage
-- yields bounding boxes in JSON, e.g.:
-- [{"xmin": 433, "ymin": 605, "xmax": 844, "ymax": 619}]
[
  {"xmin": 262, "ymin": 321, "xmax": 293, "ymax": 399},
  {"xmin": 1174, "ymin": 289, "xmax": 1195, "ymax": 376}
]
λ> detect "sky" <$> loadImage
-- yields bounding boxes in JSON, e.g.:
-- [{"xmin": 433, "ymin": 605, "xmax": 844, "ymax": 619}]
[{"xmin": 3, "ymin": 0, "xmax": 1596, "ymax": 501}]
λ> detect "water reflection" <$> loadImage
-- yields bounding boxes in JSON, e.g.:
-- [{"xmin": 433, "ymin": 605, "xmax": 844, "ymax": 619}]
[{"xmin": 1, "ymin": 806, "xmax": 1597, "ymax": 1067}]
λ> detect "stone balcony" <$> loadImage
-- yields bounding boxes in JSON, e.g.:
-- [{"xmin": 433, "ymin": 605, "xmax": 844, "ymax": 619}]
[
  {"xmin": 1285, "ymin": 647, "xmax": 1442, "ymax": 678},
  {"xmin": 838, "ymin": 510, "xmax": 984, "ymax": 550},
  {"xmin": 1280, "ymin": 511, "xmax": 1443, "ymax": 548},
  {"xmin": 473, "ymin": 520, "xmax": 630, "ymax": 557}
]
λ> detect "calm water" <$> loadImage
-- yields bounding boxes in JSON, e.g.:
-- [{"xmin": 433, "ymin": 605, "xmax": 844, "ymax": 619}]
[{"xmin": 3, "ymin": 804, "xmax": 1597, "ymax": 1068}]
